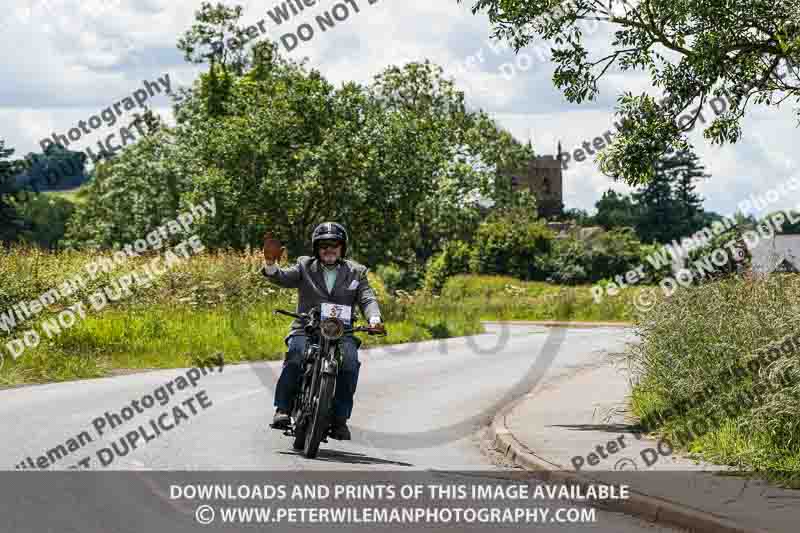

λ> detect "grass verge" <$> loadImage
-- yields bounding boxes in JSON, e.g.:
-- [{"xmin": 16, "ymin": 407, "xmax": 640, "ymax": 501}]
[
  {"xmin": 624, "ymin": 273, "xmax": 800, "ymax": 485},
  {"xmin": 1, "ymin": 249, "xmax": 638, "ymax": 388}
]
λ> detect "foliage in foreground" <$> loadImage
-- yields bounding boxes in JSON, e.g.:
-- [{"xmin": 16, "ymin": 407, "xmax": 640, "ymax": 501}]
[
  {"xmin": 626, "ymin": 274, "xmax": 800, "ymax": 482},
  {"xmin": 461, "ymin": 0, "xmax": 800, "ymax": 184}
]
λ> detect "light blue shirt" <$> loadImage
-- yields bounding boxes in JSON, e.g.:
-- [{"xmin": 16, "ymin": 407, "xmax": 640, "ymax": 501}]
[{"xmin": 322, "ymin": 264, "xmax": 337, "ymax": 293}]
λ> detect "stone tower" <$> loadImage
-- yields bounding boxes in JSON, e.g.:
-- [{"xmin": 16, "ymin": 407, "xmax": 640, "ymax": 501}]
[{"xmin": 510, "ymin": 145, "xmax": 564, "ymax": 218}]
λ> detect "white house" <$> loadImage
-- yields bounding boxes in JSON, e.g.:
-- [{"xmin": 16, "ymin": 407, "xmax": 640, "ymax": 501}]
[{"xmin": 751, "ymin": 235, "xmax": 800, "ymax": 274}]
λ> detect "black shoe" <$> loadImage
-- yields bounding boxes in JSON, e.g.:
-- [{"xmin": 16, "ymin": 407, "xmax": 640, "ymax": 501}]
[
  {"xmin": 271, "ymin": 409, "xmax": 291, "ymax": 429},
  {"xmin": 329, "ymin": 417, "xmax": 351, "ymax": 440}
]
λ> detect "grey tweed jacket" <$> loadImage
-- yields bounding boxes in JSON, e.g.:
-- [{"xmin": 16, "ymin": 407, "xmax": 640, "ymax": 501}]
[{"xmin": 261, "ymin": 256, "xmax": 382, "ymax": 342}]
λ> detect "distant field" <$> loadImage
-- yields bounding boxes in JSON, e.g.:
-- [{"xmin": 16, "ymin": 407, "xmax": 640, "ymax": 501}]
[
  {"xmin": 439, "ymin": 274, "xmax": 645, "ymax": 323},
  {"xmin": 47, "ymin": 189, "xmax": 86, "ymax": 205}
]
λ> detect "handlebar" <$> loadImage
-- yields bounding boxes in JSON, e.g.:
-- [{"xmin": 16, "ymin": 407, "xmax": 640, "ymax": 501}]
[
  {"xmin": 273, "ymin": 309, "xmax": 387, "ymax": 336},
  {"xmin": 345, "ymin": 326, "xmax": 388, "ymax": 337}
]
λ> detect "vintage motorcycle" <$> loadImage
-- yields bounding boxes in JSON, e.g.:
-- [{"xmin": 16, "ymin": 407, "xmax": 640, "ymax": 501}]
[{"xmin": 270, "ymin": 303, "xmax": 387, "ymax": 458}]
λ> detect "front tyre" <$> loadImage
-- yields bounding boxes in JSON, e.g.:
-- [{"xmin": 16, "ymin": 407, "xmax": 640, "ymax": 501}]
[
  {"xmin": 303, "ymin": 373, "xmax": 335, "ymax": 458},
  {"xmin": 292, "ymin": 427, "xmax": 306, "ymax": 450}
]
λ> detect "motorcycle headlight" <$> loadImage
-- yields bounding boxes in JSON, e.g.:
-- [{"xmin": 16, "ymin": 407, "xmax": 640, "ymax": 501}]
[{"xmin": 320, "ymin": 317, "xmax": 344, "ymax": 340}]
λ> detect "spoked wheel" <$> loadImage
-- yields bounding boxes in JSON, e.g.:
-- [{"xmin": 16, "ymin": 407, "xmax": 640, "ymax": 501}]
[
  {"xmin": 292, "ymin": 353, "xmax": 314, "ymax": 451},
  {"xmin": 303, "ymin": 372, "xmax": 335, "ymax": 458}
]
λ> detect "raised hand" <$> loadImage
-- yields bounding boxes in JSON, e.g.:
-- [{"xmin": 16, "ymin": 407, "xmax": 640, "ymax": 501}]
[{"xmin": 262, "ymin": 232, "xmax": 285, "ymax": 265}]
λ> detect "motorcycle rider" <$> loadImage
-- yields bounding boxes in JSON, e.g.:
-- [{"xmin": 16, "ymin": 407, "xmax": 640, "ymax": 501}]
[{"xmin": 261, "ymin": 222, "xmax": 384, "ymax": 441}]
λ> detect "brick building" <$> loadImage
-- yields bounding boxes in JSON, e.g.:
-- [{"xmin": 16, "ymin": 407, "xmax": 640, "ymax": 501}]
[{"xmin": 509, "ymin": 147, "xmax": 564, "ymax": 218}]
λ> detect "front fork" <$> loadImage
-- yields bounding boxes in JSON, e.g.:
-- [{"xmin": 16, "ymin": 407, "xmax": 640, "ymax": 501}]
[{"xmin": 290, "ymin": 340, "xmax": 340, "ymax": 432}]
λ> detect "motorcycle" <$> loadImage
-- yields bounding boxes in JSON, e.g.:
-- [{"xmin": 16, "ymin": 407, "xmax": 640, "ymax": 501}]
[{"xmin": 270, "ymin": 303, "xmax": 387, "ymax": 458}]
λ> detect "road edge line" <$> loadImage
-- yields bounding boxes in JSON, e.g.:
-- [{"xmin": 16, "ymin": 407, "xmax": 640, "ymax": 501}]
[
  {"xmin": 481, "ymin": 320, "xmax": 634, "ymax": 328},
  {"xmin": 487, "ymin": 388, "xmax": 767, "ymax": 533}
]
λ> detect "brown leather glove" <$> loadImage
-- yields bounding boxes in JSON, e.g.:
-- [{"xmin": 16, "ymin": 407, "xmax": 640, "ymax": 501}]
[{"xmin": 262, "ymin": 232, "xmax": 285, "ymax": 264}]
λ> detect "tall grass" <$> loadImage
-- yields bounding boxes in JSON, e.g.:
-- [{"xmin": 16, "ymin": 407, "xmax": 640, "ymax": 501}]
[
  {"xmin": 0, "ymin": 246, "xmax": 483, "ymax": 386},
  {"xmin": 625, "ymin": 273, "xmax": 800, "ymax": 482},
  {"xmin": 1, "ymin": 247, "xmax": 640, "ymax": 388}
]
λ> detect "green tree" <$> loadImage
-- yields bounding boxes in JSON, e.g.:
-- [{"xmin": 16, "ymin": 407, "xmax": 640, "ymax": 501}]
[
  {"xmin": 17, "ymin": 194, "xmax": 76, "ymax": 250},
  {"xmin": 460, "ymin": 0, "xmax": 800, "ymax": 185},
  {"xmin": 634, "ymin": 146, "xmax": 709, "ymax": 243},
  {"xmin": 177, "ymin": 1, "xmax": 249, "ymax": 75},
  {"xmin": 666, "ymin": 148, "xmax": 709, "ymax": 231},
  {"xmin": 369, "ymin": 60, "xmax": 534, "ymax": 267},
  {"xmin": 0, "ymin": 139, "xmax": 28, "ymax": 244},
  {"xmin": 422, "ymin": 240, "xmax": 474, "ymax": 293},
  {"xmin": 538, "ymin": 227, "xmax": 646, "ymax": 284},
  {"xmin": 590, "ymin": 147, "xmax": 710, "ymax": 244},
  {"xmin": 470, "ymin": 192, "xmax": 554, "ymax": 280},
  {"xmin": 68, "ymin": 3, "xmax": 534, "ymax": 265},
  {"xmin": 593, "ymin": 189, "xmax": 640, "ymax": 230},
  {"xmin": 178, "ymin": 7, "xmax": 532, "ymax": 264},
  {"xmin": 63, "ymin": 126, "xmax": 187, "ymax": 249},
  {"xmin": 557, "ymin": 207, "xmax": 594, "ymax": 225},
  {"xmin": 1, "ymin": 141, "xmax": 87, "ymax": 247}
]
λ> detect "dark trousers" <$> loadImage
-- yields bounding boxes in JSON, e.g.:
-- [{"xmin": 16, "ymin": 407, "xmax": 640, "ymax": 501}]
[{"xmin": 274, "ymin": 335, "xmax": 361, "ymax": 419}]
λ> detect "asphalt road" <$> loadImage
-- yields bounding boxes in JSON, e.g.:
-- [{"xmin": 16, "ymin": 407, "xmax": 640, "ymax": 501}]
[{"xmin": 0, "ymin": 324, "xmax": 677, "ymax": 532}]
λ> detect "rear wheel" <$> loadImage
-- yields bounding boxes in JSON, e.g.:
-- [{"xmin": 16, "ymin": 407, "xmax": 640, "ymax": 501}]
[{"xmin": 303, "ymin": 372, "xmax": 335, "ymax": 458}]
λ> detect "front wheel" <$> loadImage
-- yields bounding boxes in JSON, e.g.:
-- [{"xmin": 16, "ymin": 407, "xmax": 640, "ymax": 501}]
[
  {"xmin": 303, "ymin": 373, "xmax": 335, "ymax": 458},
  {"xmin": 292, "ymin": 427, "xmax": 306, "ymax": 450}
]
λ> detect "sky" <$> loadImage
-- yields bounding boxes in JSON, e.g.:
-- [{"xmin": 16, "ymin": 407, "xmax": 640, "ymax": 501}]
[{"xmin": 1, "ymin": 0, "xmax": 798, "ymax": 218}]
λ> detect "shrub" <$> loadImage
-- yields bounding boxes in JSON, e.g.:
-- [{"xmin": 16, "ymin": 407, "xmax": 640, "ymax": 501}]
[
  {"xmin": 536, "ymin": 237, "xmax": 589, "ymax": 284},
  {"xmin": 586, "ymin": 228, "xmax": 646, "ymax": 280},
  {"xmin": 470, "ymin": 217, "xmax": 553, "ymax": 280},
  {"xmin": 636, "ymin": 242, "xmax": 673, "ymax": 282},
  {"xmin": 423, "ymin": 240, "xmax": 473, "ymax": 294},
  {"xmin": 17, "ymin": 193, "xmax": 77, "ymax": 250},
  {"xmin": 538, "ymin": 227, "xmax": 646, "ymax": 284},
  {"xmin": 375, "ymin": 263, "xmax": 424, "ymax": 294},
  {"xmin": 687, "ymin": 224, "xmax": 751, "ymax": 280}
]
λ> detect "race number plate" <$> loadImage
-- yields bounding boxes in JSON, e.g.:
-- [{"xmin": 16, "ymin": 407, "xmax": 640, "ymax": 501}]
[{"xmin": 320, "ymin": 303, "xmax": 352, "ymax": 325}]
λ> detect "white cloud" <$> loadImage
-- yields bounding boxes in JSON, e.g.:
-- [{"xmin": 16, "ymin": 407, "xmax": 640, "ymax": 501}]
[{"xmin": 2, "ymin": 0, "xmax": 798, "ymax": 218}]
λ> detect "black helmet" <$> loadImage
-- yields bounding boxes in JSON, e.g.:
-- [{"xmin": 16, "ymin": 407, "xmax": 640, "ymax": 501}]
[{"xmin": 311, "ymin": 222, "xmax": 348, "ymax": 260}]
